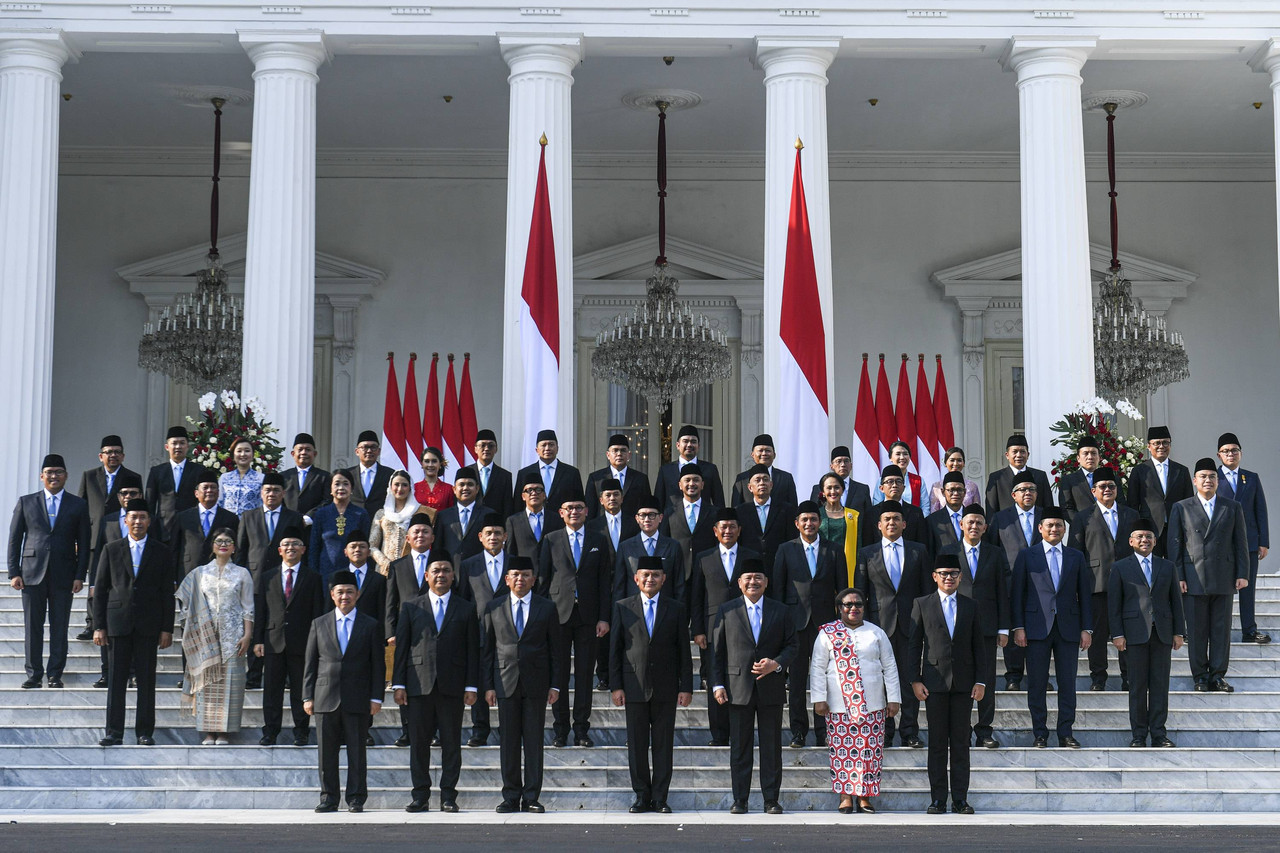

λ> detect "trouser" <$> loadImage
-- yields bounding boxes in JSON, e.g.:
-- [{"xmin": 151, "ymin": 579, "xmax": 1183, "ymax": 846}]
[
  {"xmin": 245, "ymin": 645, "xmax": 264, "ymax": 685},
  {"xmin": 497, "ymin": 688, "xmax": 546, "ymax": 804},
  {"xmin": 885, "ymin": 631, "xmax": 920, "ymax": 744},
  {"xmin": 1025, "ymin": 624, "xmax": 1079, "ymax": 740},
  {"xmin": 1003, "ymin": 643, "xmax": 1025, "ymax": 683},
  {"xmin": 1125, "ymin": 637, "xmax": 1173, "ymax": 741},
  {"xmin": 316, "ymin": 710, "xmax": 369, "ymax": 806},
  {"xmin": 972, "ymin": 634, "xmax": 998, "ymax": 742},
  {"xmin": 925, "ymin": 691, "xmax": 974, "ymax": 803},
  {"xmin": 1187, "ymin": 592, "xmax": 1233, "ymax": 684},
  {"xmin": 624, "ymin": 698, "xmax": 678, "ymax": 803},
  {"xmin": 21, "ymin": 581, "xmax": 72, "ymax": 681},
  {"xmin": 788, "ymin": 621, "xmax": 826, "ymax": 743},
  {"xmin": 1238, "ymin": 551, "xmax": 1261, "ymax": 638},
  {"xmin": 595, "ymin": 632, "xmax": 611, "ymax": 684},
  {"xmin": 261, "ymin": 650, "xmax": 309, "ymax": 741},
  {"xmin": 1088, "ymin": 591, "xmax": 1128, "ymax": 685},
  {"xmin": 552, "ymin": 609, "xmax": 598, "ymax": 739},
  {"xmin": 471, "ymin": 698, "xmax": 492, "ymax": 742},
  {"xmin": 406, "ymin": 691, "xmax": 464, "ymax": 802},
  {"xmin": 728, "ymin": 698, "xmax": 783, "ymax": 804},
  {"xmin": 105, "ymin": 633, "xmax": 158, "ymax": 738},
  {"xmin": 704, "ymin": 661, "xmax": 730, "ymax": 742}
]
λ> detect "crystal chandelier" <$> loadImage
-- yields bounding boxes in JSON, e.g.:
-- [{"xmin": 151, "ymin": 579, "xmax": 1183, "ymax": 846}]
[
  {"xmin": 138, "ymin": 97, "xmax": 243, "ymax": 392},
  {"xmin": 1092, "ymin": 101, "xmax": 1189, "ymax": 399},
  {"xmin": 591, "ymin": 101, "xmax": 733, "ymax": 410}
]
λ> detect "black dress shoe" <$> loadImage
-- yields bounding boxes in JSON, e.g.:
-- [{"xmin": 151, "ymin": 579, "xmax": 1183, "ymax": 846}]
[
  {"xmin": 1129, "ymin": 737, "xmax": 1146, "ymax": 748},
  {"xmin": 952, "ymin": 800, "xmax": 975, "ymax": 815},
  {"xmin": 975, "ymin": 736, "xmax": 1000, "ymax": 749},
  {"xmin": 629, "ymin": 799, "xmax": 651, "ymax": 814},
  {"xmin": 595, "ymin": 677, "xmax": 610, "ymax": 691},
  {"xmin": 1257, "ymin": 632, "xmax": 1272, "ymax": 645},
  {"xmin": 21, "ymin": 678, "xmax": 40, "ymax": 689},
  {"xmin": 709, "ymin": 739, "xmax": 729, "ymax": 747},
  {"xmin": 764, "ymin": 801, "xmax": 784, "ymax": 815},
  {"xmin": 522, "ymin": 801, "xmax": 545, "ymax": 813},
  {"xmin": 259, "ymin": 735, "xmax": 276, "ymax": 746},
  {"xmin": 1211, "ymin": 679, "xmax": 1235, "ymax": 693},
  {"xmin": 98, "ymin": 736, "xmax": 122, "ymax": 747},
  {"xmin": 495, "ymin": 801, "xmax": 519, "ymax": 814},
  {"xmin": 700, "ymin": 678, "xmax": 708, "ymax": 691},
  {"xmin": 856, "ymin": 799, "xmax": 876, "ymax": 814},
  {"xmin": 654, "ymin": 802, "xmax": 672, "ymax": 814},
  {"xmin": 1047, "ymin": 681, "xmax": 1055, "ymax": 691},
  {"xmin": 903, "ymin": 736, "xmax": 925, "ymax": 749},
  {"xmin": 1004, "ymin": 678, "xmax": 1021, "ymax": 691},
  {"xmin": 552, "ymin": 736, "xmax": 567, "ymax": 748},
  {"xmin": 1121, "ymin": 680, "xmax": 1130, "ymax": 691},
  {"xmin": 729, "ymin": 800, "xmax": 748, "ymax": 815},
  {"xmin": 47, "ymin": 679, "xmax": 64, "ymax": 688},
  {"xmin": 1059, "ymin": 736, "xmax": 1082, "ymax": 749},
  {"xmin": 926, "ymin": 800, "xmax": 946, "ymax": 814},
  {"xmin": 431, "ymin": 736, "xmax": 441, "ymax": 747},
  {"xmin": 364, "ymin": 735, "xmax": 375, "ymax": 747},
  {"xmin": 1033, "ymin": 736, "xmax": 1048, "ymax": 748},
  {"xmin": 405, "ymin": 799, "xmax": 429, "ymax": 813},
  {"xmin": 76, "ymin": 629, "xmax": 94, "ymax": 641},
  {"xmin": 1194, "ymin": 681, "xmax": 1210, "ymax": 692},
  {"xmin": 789, "ymin": 736, "xmax": 805, "ymax": 749},
  {"xmin": 128, "ymin": 677, "xmax": 136, "ymax": 689},
  {"xmin": 440, "ymin": 800, "xmax": 459, "ymax": 813},
  {"xmin": 93, "ymin": 676, "xmax": 108, "ymax": 688},
  {"xmin": 136, "ymin": 736, "xmax": 155, "ymax": 746},
  {"xmin": 394, "ymin": 734, "xmax": 411, "ymax": 747},
  {"xmin": 467, "ymin": 736, "xmax": 487, "ymax": 747},
  {"xmin": 315, "ymin": 801, "xmax": 338, "ymax": 813},
  {"xmin": 245, "ymin": 679, "xmax": 262, "ymax": 690},
  {"xmin": 175, "ymin": 679, "xmax": 183, "ymax": 689},
  {"xmin": 293, "ymin": 736, "xmax": 309, "ymax": 747},
  {"xmin": 348, "ymin": 803, "xmax": 364, "ymax": 813},
  {"xmin": 576, "ymin": 736, "xmax": 595, "ymax": 748},
  {"xmin": 1153, "ymin": 737, "xmax": 1177, "ymax": 748},
  {"xmin": 1089, "ymin": 681, "xmax": 1106, "ymax": 691}
]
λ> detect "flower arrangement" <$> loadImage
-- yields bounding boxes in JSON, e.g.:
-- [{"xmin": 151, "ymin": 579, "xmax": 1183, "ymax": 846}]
[
  {"xmin": 1049, "ymin": 397, "xmax": 1146, "ymax": 486},
  {"xmin": 185, "ymin": 389, "xmax": 284, "ymax": 473}
]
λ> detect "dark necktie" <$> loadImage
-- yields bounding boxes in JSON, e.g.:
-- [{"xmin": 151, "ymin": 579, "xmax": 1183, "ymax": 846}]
[{"xmin": 284, "ymin": 567, "xmax": 294, "ymax": 601}]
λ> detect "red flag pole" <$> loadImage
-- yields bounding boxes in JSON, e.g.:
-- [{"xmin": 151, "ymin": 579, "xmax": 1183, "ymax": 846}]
[
  {"xmin": 442, "ymin": 353, "xmax": 465, "ymax": 472},
  {"xmin": 933, "ymin": 354, "xmax": 955, "ymax": 452},
  {"xmin": 403, "ymin": 353, "xmax": 425, "ymax": 481},
  {"xmin": 424, "ymin": 353, "xmax": 442, "ymax": 452},
  {"xmin": 380, "ymin": 353, "xmax": 408, "ymax": 472},
  {"xmin": 459, "ymin": 353, "xmax": 478, "ymax": 465},
  {"xmin": 874, "ymin": 354, "xmax": 896, "ymax": 469}
]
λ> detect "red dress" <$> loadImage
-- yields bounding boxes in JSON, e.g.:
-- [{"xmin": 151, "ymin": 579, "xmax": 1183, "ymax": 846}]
[{"xmin": 414, "ymin": 478, "xmax": 455, "ymax": 512}]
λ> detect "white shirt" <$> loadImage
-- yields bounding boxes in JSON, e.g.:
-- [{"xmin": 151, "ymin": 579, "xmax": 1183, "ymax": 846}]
[
  {"xmin": 389, "ymin": 590, "xmax": 478, "ymax": 694},
  {"xmin": 808, "ymin": 622, "xmax": 901, "ymax": 712},
  {"xmin": 718, "ymin": 543, "xmax": 738, "ymax": 579},
  {"xmin": 332, "ymin": 609, "xmax": 382, "ymax": 705},
  {"xmin": 127, "ymin": 534, "xmax": 148, "ymax": 573},
  {"xmin": 713, "ymin": 597, "xmax": 766, "ymax": 693},
  {"xmin": 485, "ymin": 551, "xmax": 505, "ymax": 590},
  {"xmin": 281, "ymin": 561, "xmax": 302, "ymax": 586},
  {"xmin": 682, "ymin": 497, "xmax": 702, "ymax": 519},
  {"xmin": 410, "ymin": 548, "xmax": 431, "ymax": 586},
  {"xmin": 296, "ymin": 466, "xmax": 312, "ymax": 484},
  {"xmin": 1041, "ymin": 540, "xmax": 1062, "ymax": 558},
  {"xmin": 1201, "ymin": 496, "xmax": 1216, "ymax": 517},
  {"xmin": 510, "ymin": 591, "xmax": 534, "ymax": 625}
]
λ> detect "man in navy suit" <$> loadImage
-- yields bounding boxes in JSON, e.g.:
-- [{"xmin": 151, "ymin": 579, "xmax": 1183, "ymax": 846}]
[
  {"xmin": 75, "ymin": 435, "xmax": 140, "ymax": 641},
  {"xmin": 434, "ymin": 467, "xmax": 485, "ymax": 568},
  {"xmin": 1012, "ymin": 506, "xmax": 1093, "ymax": 748},
  {"xmin": 1058, "ymin": 436, "xmax": 1112, "ymax": 515},
  {"xmin": 283, "ymin": 432, "xmax": 332, "ymax": 518},
  {"xmin": 1216, "ymin": 432, "xmax": 1270, "ymax": 643},
  {"xmin": 343, "ymin": 430, "xmax": 394, "ymax": 511},
  {"xmin": 985, "ymin": 434, "xmax": 1054, "ymax": 518},
  {"xmin": 472, "ymin": 429, "xmax": 515, "ymax": 523},
  {"xmin": 731, "ymin": 434, "xmax": 799, "ymax": 507},
  {"xmin": 585, "ymin": 433, "xmax": 653, "ymax": 521},
  {"xmin": 514, "ymin": 429, "xmax": 584, "ymax": 520},
  {"xmin": 144, "ymin": 425, "xmax": 207, "ymax": 542},
  {"xmin": 660, "ymin": 463, "xmax": 720, "ymax": 586},
  {"xmin": 986, "ymin": 470, "xmax": 1043, "ymax": 691},
  {"xmin": 734, "ymin": 464, "xmax": 797, "ymax": 581},
  {"xmin": 614, "ymin": 495, "xmax": 685, "ymax": 603},
  {"xmin": 653, "ymin": 424, "xmax": 725, "ymax": 513},
  {"xmin": 172, "ymin": 469, "xmax": 239, "ymax": 579},
  {"xmin": 1125, "ymin": 425, "xmax": 1193, "ymax": 558}
]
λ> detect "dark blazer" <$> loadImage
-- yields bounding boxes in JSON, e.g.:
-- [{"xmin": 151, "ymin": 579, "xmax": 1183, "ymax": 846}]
[
  {"xmin": 585, "ymin": 466, "xmax": 653, "ymax": 521},
  {"xmin": 773, "ymin": 538, "xmax": 845, "ymax": 632},
  {"xmin": 235, "ymin": 505, "xmax": 306, "ymax": 581},
  {"xmin": 504, "ymin": 510, "xmax": 557, "ymax": 560},
  {"xmin": 91, "ymin": 536, "xmax": 175, "ymax": 637},
  {"xmin": 172, "ymin": 505, "xmax": 239, "ymax": 579},
  {"xmin": 78, "ymin": 465, "xmax": 140, "ymax": 545},
  {"xmin": 1068, "ymin": 503, "xmax": 1137, "ymax": 594},
  {"xmin": 8, "ymin": 490, "xmax": 91, "ymax": 585},
  {"xmin": 392, "ymin": 591, "xmax": 480, "ymax": 697},
  {"xmin": 331, "ymin": 561, "xmax": 387, "ymax": 629},
  {"xmin": 1059, "ymin": 469, "xmax": 1125, "ymax": 516},
  {"xmin": 282, "ymin": 466, "xmax": 332, "ymax": 517},
  {"xmin": 855, "ymin": 538, "xmax": 931, "ymax": 638},
  {"xmin": 731, "ymin": 467, "xmax": 798, "ymax": 508},
  {"xmin": 1167, "ymin": 496, "xmax": 1249, "ymax": 596},
  {"xmin": 660, "ymin": 500, "xmax": 720, "ymax": 583},
  {"xmin": 584, "ymin": 512, "xmax": 638, "ymax": 563},
  {"xmin": 92, "ymin": 510, "xmax": 129, "ymax": 586},
  {"xmin": 513, "ymin": 460, "xmax": 584, "ymax": 517},
  {"xmin": 303, "ymin": 610, "xmax": 385, "ymax": 714},
  {"xmin": 1108, "ymin": 554, "xmax": 1186, "ymax": 646},
  {"xmin": 480, "ymin": 592, "xmax": 561, "ymax": 698},
  {"xmin": 477, "ymin": 464, "xmax": 515, "ymax": 522},
  {"xmin": 809, "ymin": 478, "xmax": 874, "ymax": 518},
  {"xmin": 434, "ymin": 502, "xmax": 485, "ymax": 567},
  {"xmin": 145, "ymin": 461, "xmax": 209, "ymax": 539},
  {"xmin": 689, "ymin": 545, "xmax": 761, "ymax": 637},
  {"xmin": 343, "ymin": 463, "xmax": 394, "ymax": 512},
  {"xmin": 986, "ymin": 505, "xmax": 1043, "ymax": 569},
  {"xmin": 985, "ymin": 466, "xmax": 1055, "ymax": 517},
  {"xmin": 537, "ymin": 526, "xmax": 611, "ymax": 625},
  {"xmin": 654, "ymin": 459, "xmax": 725, "ymax": 514},
  {"xmin": 1217, "ymin": 467, "xmax": 1269, "ymax": 553},
  {"xmin": 925, "ymin": 505, "xmax": 966, "ymax": 559},
  {"xmin": 710, "ymin": 595, "xmax": 797, "ymax": 706},
  {"xmin": 609, "ymin": 593, "xmax": 693, "ymax": 701},
  {"xmin": 906, "ymin": 592, "xmax": 985, "ymax": 693},
  {"xmin": 1011, "ymin": 543, "xmax": 1093, "ymax": 640},
  {"xmin": 1125, "ymin": 458, "xmax": 1194, "ymax": 546},
  {"xmin": 861, "ymin": 500, "xmax": 929, "ymax": 549},
  {"xmin": 941, "ymin": 541, "xmax": 1010, "ymax": 638},
  {"xmin": 456, "ymin": 551, "xmax": 509, "ymax": 616},
  {"xmin": 254, "ymin": 562, "xmax": 326, "ymax": 653},
  {"xmin": 734, "ymin": 500, "xmax": 797, "ymax": 578},
  {"xmin": 385, "ymin": 552, "xmax": 431, "ymax": 640},
  {"xmin": 614, "ymin": 533, "xmax": 685, "ymax": 603}
]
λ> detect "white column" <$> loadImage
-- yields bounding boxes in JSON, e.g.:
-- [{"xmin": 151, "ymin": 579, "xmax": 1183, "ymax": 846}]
[
  {"xmin": 1004, "ymin": 37, "xmax": 1097, "ymax": 470},
  {"xmin": 238, "ymin": 32, "xmax": 327, "ymax": 446},
  {"xmin": 1251, "ymin": 40, "xmax": 1280, "ymax": 336},
  {"xmin": 757, "ymin": 37, "xmax": 838, "ymax": 486},
  {"xmin": 499, "ymin": 36, "xmax": 580, "ymax": 467},
  {"xmin": 0, "ymin": 32, "xmax": 74, "ymax": 503}
]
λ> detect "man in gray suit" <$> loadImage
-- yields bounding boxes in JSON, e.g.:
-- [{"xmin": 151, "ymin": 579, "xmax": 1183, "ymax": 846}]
[
  {"xmin": 76, "ymin": 435, "xmax": 139, "ymax": 640},
  {"xmin": 1167, "ymin": 458, "xmax": 1249, "ymax": 693},
  {"xmin": 1216, "ymin": 432, "xmax": 1271, "ymax": 643},
  {"xmin": 8, "ymin": 454, "xmax": 91, "ymax": 689},
  {"xmin": 455, "ymin": 512, "xmax": 508, "ymax": 746}
]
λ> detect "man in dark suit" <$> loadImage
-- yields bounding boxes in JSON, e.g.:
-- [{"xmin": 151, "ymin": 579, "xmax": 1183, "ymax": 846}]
[
  {"xmin": 92, "ymin": 499, "xmax": 174, "ymax": 745},
  {"xmin": 481, "ymin": 556, "xmax": 561, "ymax": 813},
  {"xmin": 985, "ymin": 433, "xmax": 1055, "ymax": 517},
  {"xmin": 505, "ymin": 480, "xmax": 555, "ymax": 559},
  {"xmin": 1058, "ymin": 436, "xmax": 1113, "ymax": 515},
  {"xmin": 1068, "ymin": 466, "xmax": 1137, "ymax": 691},
  {"xmin": 455, "ymin": 513, "xmax": 509, "ymax": 746},
  {"xmin": 660, "ymin": 463, "xmax": 720, "ymax": 586},
  {"xmin": 653, "ymin": 424, "xmax": 725, "ymax": 513},
  {"xmin": 711, "ymin": 559, "xmax": 797, "ymax": 815},
  {"xmin": 614, "ymin": 495, "xmax": 685, "ymax": 603},
  {"xmin": 76, "ymin": 436, "xmax": 139, "ymax": 640},
  {"xmin": 986, "ymin": 471, "xmax": 1043, "ymax": 691},
  {"xmin": 1167, "ymin": 458, "xmax": 1250, "ymax": 693},
  {"xmin": 1109, "ymin": 519, "xmax": 1185, "ymax": 747},
  {"xmin": 856, "ymin": 500, "xmax": 931, "ymax": 748},
  {"xmin": 236, "ymin": 472, "xmax": 306, "ymax": 583},
  {"xmin": 907, "ymin": 552, "xmax": 986, "ymax": 815},
  {"xmin": 940, "ymin": 504, "xmax": 1009, "ymax": 749},
  {"xmin": 254, "ymin": 527, "xmax": 324, "ymax": 746},
  {"xmin": 392, "ymin": 551, "xmax": 479, "ymax": 813},
  {"xmin": 808, "ymin": 445, "xmax": 874, "ymax": 518},
  {"xmin": 145, "ymin": 425, "xmax": 205, "ymax": 541},
  {"xmin": 514, "ymin": 428, "xmax": 584, "ymax": 519},
  {"xmin": 1125, "ymin": 425, "xmax": 1193, "ymax": 558},
  {"xmin": 335, "ymin": 532, "xmax": 387, "ymax": 630},
  {"xmin": 690, "ymin": 507, "xmax": 760, "ymax": 745},
  {"xmin": 303, "ymin": 569, "xmax": 385, "ymax": 812},
  {"xmin": 926, "ymin": 471, "xmax": 969, "ymax": 558},
  {"xmin": 344, "ymin": 430, "xmax": 394, "ymax": 511},
  {"xmin": 1216, "ymin": 432, "xmax": 1271, "ymax": 643},
  {"xmin": 537, "ymin": 493, "xmax": 611, "ymax": 747},
  {"xmin": 735, "ymin": 464, "xmax": 797, "ymax": 580},
  {"xmin": 585, "ymin": 433, "xmax": 653, "ymax": 521},
  {"xmin": 775, "ymin": 501, "xmax": 846, "ymax": 748},
  {"xmin": 384, "ymin": 512, "xmax": 435, "ymax": 746},
  {"xmin": 283, "ymin": 432, "xmax": 332, "ymax": 518},
  {"xmin": 172, "ymin": 469, "xmax": 239, "ymax": 579},
  {"xmin": 88, "ymin": 475, "xmax": 144, "ymax": 686},
  {"xmin": 1011, "ymin": 506, "xmax": 1093, "ymax": 748},
  {"xmin": 610, "ymin": 556, "xmax": 693, "ymax": 814},
  {"xmin": 434, "ymin": 467, "xmax": 485, "ymax": 567},
  {"xmin": 8, "ymin": 453, "xmax": 91, "ymax": 689},
  {"xmin": 862, "ymin": 466, "xmax": 929, "ymax": 549},
  {"xmin": 587, "ymin": 477, "xmax": 637, "ymax": 690},
  {"xmin": 472, "ymin": 428, "xmax": 515, "ymax": 522},
  {"xmin": 731, "ymin": 434, "xmax": 799, "ymax": 507}
]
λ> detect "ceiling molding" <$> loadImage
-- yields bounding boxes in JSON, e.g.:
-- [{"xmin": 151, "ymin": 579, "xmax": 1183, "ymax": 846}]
[{"xmin": 574, "ymin": 233, "xmax": 762, "ymax": 281}]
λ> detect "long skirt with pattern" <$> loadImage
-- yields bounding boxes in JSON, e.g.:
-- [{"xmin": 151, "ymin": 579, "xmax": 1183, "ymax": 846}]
[{"xmin": 826, "ymin": 709, "xmax": 886, "ymax": 796}]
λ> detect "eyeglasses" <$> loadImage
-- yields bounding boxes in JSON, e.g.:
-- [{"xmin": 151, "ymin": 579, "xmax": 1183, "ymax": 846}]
[
  {"xmin": 935, "ymin": 570, "xmax": 961, "ymax": 578},
  {"xmin": 212, "ymin": 539, "xmax": 235, "ymax": 546},
  {"xmin": 1220, "ymin": 448, "xmax": 1241, "ymax": 455},
  {"xmin": 839, "ymin": 601, "xmax": 864, "ymax": 609}
]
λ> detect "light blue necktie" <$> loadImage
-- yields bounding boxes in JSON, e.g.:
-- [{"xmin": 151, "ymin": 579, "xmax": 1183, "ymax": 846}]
[
  {"xmin": 488, "ymin": 557, "xmax": 501, "ymax": 592},
  {"xmin": 1022, "ymin": 512, "xmax": 1034, "ymax": 546},
  {"xmin": 687, "ymin": 502, "xmax": 697, "ymax": 530},
  {"xmin": 106, "ymin": 471, "xmax": 115, "ymax": 495},
  {"xmin": 480, "ymin": 466, "xmax": 491, "ymax": 495},
  {"xmin": 968, "ymin": 546, "xmax": 980, "ymax": 579},
  {"xmin": 805, "ymin": 543, "xmax": 817, "ymax": 578},
  {"xmin": 572, "ymin": 531, "xmax": 582, "ymax": 567},
  {"xmin": 202, "ymin": 510, "xmax": 212, "ymax": 536},
  {"xmin": 945, "ymin": 595, "xmax": 956, "ymax": 638},
  {"xmin": 338, "ymin": 615, "xmax": 349, "ymax": 653},
  {"xmin": 514, "ymin": 599, "xmax": 525, "ymax": 637},
  {"xmin": 353, "ymin": 568, "xmax": 363, "ymax": 590},
  {"xmin": 887, "ymin": 542, "xmax": 901, "ymax": 590},
  {"xmin": 723, "ymin": 549, "xmax": 735, "ymax": 580},
  {"xmin": 618, "ymin": 468, "xmax": 626, "ymax": 491},
  {"xmin": 47, "ymin": 494, "xmax": 58, "ymax": 528},
  {"xmin": 460, "ymin": 505, "xmax": 471, "ymax": 532},
  {"xmin": 435, "ymin": 597, "xmax": 445, "ymax": 632},
  {"xmin": 298, "ymin": 468, "xmax": 307, "ymax": 490},
  {"xmin": 951, "ymin": 512, "xmax": 962, "ymax": 539},
  {"xmin": 757, "ymin": 504, "xmax": 768, "ymax": 530},
  {"xmin": 532, "ymin": 512, "xmax": 542, "ymax": 541},
  {"xmin": 609, "ymin": 515, "xmax": 620, "ymax": 549},
  {"xmin": 416, "ymin": 554, "xmax": 427, "ymax": 590},
  {"xmin": 1087, "ymin": 471, "xmax": 1094, "ymax": 489},
  {"xmin": 1142, "ymin": 556, "xmax": 1152, "ymax": 587},
  {"xmin": 1106, "ymin": 507, "xmax": 1117, "ymax": 539},
  {"xmin": 541, "ymin": 465, "xmax": 553, "ymax": 494},
  {"xmin": 645, "ymin": 537, "xmax": 655, "ymax": 557},
  {"xmin": 749, "ymin": 602, "xmax": 761, "ymax": 642},
  {"xmin": 1049, "ymin": 546, "xmax": 1061, "ymax": 591},
  {"xmin": 363, "ymin": 467, "xmax": 373, "ymax": 496},
  {"xmin": 267, "ymin": 509, "xmax": 277, "ymax": 539},
  {"xmin": 131, "ymin": 541, "xmax": 143, "ymax": 576},
  {"xmin": 645, "ymin": 597, "xmax": 656, "ymax": 637}
]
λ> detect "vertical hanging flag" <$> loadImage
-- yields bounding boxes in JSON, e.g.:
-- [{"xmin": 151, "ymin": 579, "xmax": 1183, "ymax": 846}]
[
  {"xmin": 423, "ymin": 352, "xmax": 442, "ymax": 455},
  {"xmin": 380, "ymin": 354, "xmax": 408, "ymax": 473},
  {"xmin": 402, "ymin": 354, "xmax": 426, "ymax": 482},
  {"xmin": 441, "ymin": 354, "xmax": 466, "ymax": 473},
  {"xmin": 519, "ymin": 134, "xmax": 561, "ymax": 466},
  {"xmin": 915, "ymin": 354, "xmax": 941, "ymax": 497},
  {"xmin": 894, "ymin": 355, "xmax": 918, "ymax": 479},
  {"xmin": 933, "ymin": 354, "xmax": 956, "ymax": 460},
  {"xmin": 776, "ymin": 139, "xmax": 830, "ymax": 494},
  {"xmin": 874, "ymin": 354, "xmax": 896, "ymax": 469},
  {"xmin": 459, "ymin": 353, "xmax": 478, "ymax": 465},
  {"xmin": 852, "ymin": 354, "xmax": 881, "ymax": 489}
]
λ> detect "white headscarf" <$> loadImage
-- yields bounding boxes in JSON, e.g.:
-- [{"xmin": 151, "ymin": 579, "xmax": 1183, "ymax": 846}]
[{"xmin": 380, "ymin": 471, "xmax": 421, "ymax": 526}]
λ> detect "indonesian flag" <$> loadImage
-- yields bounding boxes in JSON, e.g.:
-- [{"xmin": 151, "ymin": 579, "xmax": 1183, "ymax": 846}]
[
  {"xmin": 423, "ymin": 353, "xmax": 442, "ymax": 454},
  {"xmin": 915, "ymin": 354, "xmax": 941, "ymax": 494},
  {"xmin": 852, "ymin": 354, "xmax": 881, "ymax": 489},
  {"xmin": 441, "ymin": 354, "xmax": 466, "ymax": 473},
  {"xmin": 380, "ymin": 354, "xmax": 408, "ymax": 472},
  {"xmin": 459, "ymin": 353, "xmax": 478, "ymax": 465},
  {"xmin": 402, "ymin": 354, "xmax": 425, "ymax": 481},
  {"xmin": 895, "ymin": 355, "xmax": 918, "ymax": 477},
  {"xmin": 933, "ymin": 355, "xmax": 956, "ymax": 459},
  {"xmin": 874, "ymin": 354, "xmax": 896, "ymax": 469},
  {"xmin": 519, "ymin": 136, "xmax": 560, "ymax": 467},
  {"xmin": 776, "ymin": 143, "xmax": 830, "ymax": 494}
]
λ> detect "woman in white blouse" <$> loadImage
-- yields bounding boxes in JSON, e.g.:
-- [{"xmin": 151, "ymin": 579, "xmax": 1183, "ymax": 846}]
[{"xmin": 810, "ymin": 588, "xmax": 901, "ymax": 814}]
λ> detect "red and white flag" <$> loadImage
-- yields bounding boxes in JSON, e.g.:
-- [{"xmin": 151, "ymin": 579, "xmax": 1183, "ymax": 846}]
[
  {"xmin": 776, "ymin": 142, "xmax": 830, "ymax": 494},
  {"xmin": 402, "ymin": 354, "xmax": 425, "ymax": 481},
  {"xmin": 915, "ymin": 354, "xmax": 941, "ymax": 494},
  {"xmin": 894, "ymin": 355, "xmax": 918, "ymax": 478},
  {"xmin": 852, "ymin": 354, "xmax": 881, "ymax": 488},
  {"xmin": 933, "ymin": 355, "xmax": 956, "ymax": 461},
  {"xmin": 459, "ymin": 353, "xmax": 478, "ymax": 465},
  {"xmin": 441, "ymin": 354, "xmax": 466, "ymax": 473},
  {"xmin": 874, "ymin": 354, "xmax": 896, "ymax": 469},
  {"xmin": 380, "ymin": 354, "xmax": 408, "ymax": 472},
  {"xmin": 423, "ymin": 353, "xmax": 442, "ymax": 455},
  {"xmin": 518, "ymin": 136, "xmax": 561, "ymax": 467}
]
